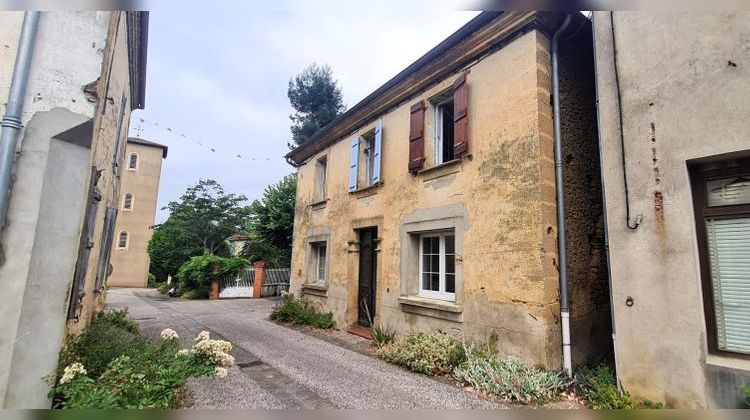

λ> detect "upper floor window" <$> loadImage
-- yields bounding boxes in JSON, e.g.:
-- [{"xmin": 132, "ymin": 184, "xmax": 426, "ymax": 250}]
[
  {"xmin": 690, "ymin": 158, "xmax": 750, "ymax": 356},
  {"xmin": 316, "ymin": 156, "xmax": 328, "ymax": 202},
  {"xmin": 432, "ymin": 93, "xmax": 455, "ymax": 165},
  {"xmin": 128, "ymin": 153, "xmax": 138, "ymax": 170},
  {"xmin": 419, "ymin": 231, "xmax": 456, "ymax": 301},
  {"xmin": 408, "ymin": 72, "xmax": 468, "ymax": 173},
  {"xmin": 118, "ymin": 231, "xmax": 129, "ymax": 250},
  {"xmin": 123, "ymin": 193, "xmax": 133, "ymax": 210},
  {"xmin": 348, "ymin": 120, "xmax": 383, "ymax": 192}
]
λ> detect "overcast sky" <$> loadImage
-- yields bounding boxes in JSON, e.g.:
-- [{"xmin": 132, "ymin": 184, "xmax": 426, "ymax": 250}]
[{"xmin": 130, "ymin": 10, "xmax": 481, "ymax": 222}]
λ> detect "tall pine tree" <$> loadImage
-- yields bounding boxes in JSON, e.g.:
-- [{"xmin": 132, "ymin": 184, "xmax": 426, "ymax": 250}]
[{"xmin": 287, "ymin": 63, "xmax": 345, "ymax": 148}]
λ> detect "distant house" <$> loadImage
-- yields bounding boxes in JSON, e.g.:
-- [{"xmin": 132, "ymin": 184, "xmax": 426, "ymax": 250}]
[
  {"xmin": 226, "ymin": 234, "xmax": 251, "ymax": 257},
  {"xmin": 0, "ymin": 11, "xmax": 148, "ymax": 407},
  {"xmin": 108, "ymin": 137, "xmax": 167, "ymax": 288},
  {"xmin": 593, "ymin": 11, "xmax": 750, "ymax": 408},
  {"xmin": 286, "ymin": 12, "xmax": 610, "ymax": 371}
]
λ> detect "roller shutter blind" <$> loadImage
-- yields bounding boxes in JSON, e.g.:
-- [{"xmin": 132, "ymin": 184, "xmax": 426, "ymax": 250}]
[{"xmin": 706, "ymin": 216, "xmax": 750, "ymax": 354}]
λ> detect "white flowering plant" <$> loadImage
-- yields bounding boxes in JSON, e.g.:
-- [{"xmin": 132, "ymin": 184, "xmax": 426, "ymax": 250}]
[{"xmin": 54, "ymin": 311, "xmax": 235, "ymax": 408}]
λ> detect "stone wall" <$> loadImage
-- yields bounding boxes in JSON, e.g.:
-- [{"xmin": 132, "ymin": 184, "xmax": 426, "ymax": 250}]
[{"xmin": 290, "ymin": 29, "xmax": 584, "ymax": 369}]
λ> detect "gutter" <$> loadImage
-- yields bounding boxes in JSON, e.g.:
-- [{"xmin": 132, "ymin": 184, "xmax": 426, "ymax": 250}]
[
  {"xmin": 0, "ymin": 12, "xmax": 41, "ymax": 243},
  {"xmin": 551, "ymin": 13, "xmax": 573, "ymax": 377}
]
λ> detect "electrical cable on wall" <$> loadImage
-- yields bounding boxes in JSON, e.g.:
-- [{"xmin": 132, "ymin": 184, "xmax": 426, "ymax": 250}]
[{"xmin": 610, "ymin": 11, "xmax": 642, "ymax": 230}]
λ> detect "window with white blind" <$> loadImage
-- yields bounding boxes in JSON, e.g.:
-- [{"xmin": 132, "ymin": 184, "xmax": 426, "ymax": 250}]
[{"xmin": 692, "ymin": 161, "xmax": 750, "ymax": 356}]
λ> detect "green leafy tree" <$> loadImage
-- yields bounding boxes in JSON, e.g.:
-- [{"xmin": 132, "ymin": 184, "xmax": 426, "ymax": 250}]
[
  {"xmin": 147, "ymin": 179, "xmax": 250, "ymax": 281},
  {"xmin": 288, "ymin": 63, "xmax": 345, "ymax": 147},
  {"xmin": 243, "ymin": 174, "xmax": 297, "ymax": 267}
]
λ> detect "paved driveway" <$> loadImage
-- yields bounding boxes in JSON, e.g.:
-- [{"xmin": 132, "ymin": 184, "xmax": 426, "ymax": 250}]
[{"xmin": 106, "ymin": 288, "xmax": 505, "ymax": 409}]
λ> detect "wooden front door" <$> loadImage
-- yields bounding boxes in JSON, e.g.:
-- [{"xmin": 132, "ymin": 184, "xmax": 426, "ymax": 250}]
[{"xmin": 357, "ymin": 228, "xmax": 377, "ymax": 327}]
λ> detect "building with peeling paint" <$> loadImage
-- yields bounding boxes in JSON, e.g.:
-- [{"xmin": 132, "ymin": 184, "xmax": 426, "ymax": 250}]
[
  {"xmin": 108, "ymin": 137, "xmax": 167, "ymax": 288},
  {"xmin": 594, "ymin": 11, "xmax": 750, "ymax": 408},
  {"xmin": 286, "ymin": 12, "xmax": 611, "ymax": 373},
  {"xmin": 0, "ymin": 11, "xmax": 148, "ymax": 407}
]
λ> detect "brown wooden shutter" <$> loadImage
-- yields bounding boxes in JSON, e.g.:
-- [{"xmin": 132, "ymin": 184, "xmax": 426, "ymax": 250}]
[
  {"xmin": 453, "ymin": 72, "xmax": 469, "ymax": 157},
  {"xmin": 408, "ymin": 100, "xmax": 426, "ymax": 173}
]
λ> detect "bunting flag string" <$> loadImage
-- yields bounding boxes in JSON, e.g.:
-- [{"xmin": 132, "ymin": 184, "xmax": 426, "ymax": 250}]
[{"xmin": 132, "ymin": 116, "xmax": 276, "ymax": 163}]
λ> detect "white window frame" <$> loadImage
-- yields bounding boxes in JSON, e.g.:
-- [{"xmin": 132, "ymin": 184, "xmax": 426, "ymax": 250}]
[
  {"xmin": 362, "ymin": 130, "xmax": 375, "ymax": 187},
  {"xmin": 128, "ymin": 152, "xmax": 139, "ymax": 171},
  {"xmin": 123, "ymin": 193, "xmax": 134, "ymax": 211},
  {"xmin": 418, "ymin": 231, "xmax": 456, "ymax": 301},
  {"xmin": 433, "ymin": 97, "xmax": 454, "ymax": 165},
  {"xmin": 117, "ymin": 231, "xmax": 129, "ymax": 250},
  {"xmin": 314, "ymin": 241, "xmax": 327, "ymax": 285}
]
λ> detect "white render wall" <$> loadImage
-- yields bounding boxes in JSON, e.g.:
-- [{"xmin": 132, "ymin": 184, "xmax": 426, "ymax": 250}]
[
  {"xmin": 0, "ymin": 12, "xmax": 111, "ymax": 408},
  {"xmin": 594, "ymin": 11, "xmax": 750, "ymax": 408}
]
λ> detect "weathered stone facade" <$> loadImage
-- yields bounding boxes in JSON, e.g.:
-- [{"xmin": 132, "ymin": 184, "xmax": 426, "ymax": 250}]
[{"xmin": 288, "ymin": 12, "xmax": 608, "ymax": 370}]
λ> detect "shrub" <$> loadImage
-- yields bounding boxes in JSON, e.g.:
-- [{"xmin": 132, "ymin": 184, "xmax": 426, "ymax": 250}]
[
  {"xmin": 177, "ymin": 253, "xmax": 249, "ymax": 298},
  {"xmin": 453, "ymin": 347, "xmax": 570, "ymax": 404},
  {"xmin": 270, "ymin": 294, "xmax": 334, "ymax": 329},
  {"xmin": 376, "ymin": 331, "xmax": 464, "ymax": 376},
  {"xmin": 575, "ymin": 365, "xmax": 637, "ymax": 409},
  {"xmin": 741, "ymin": 385, "xmax": 750, "ymax": 408},
  {"xmin": 54, "ymin": 317, "xmax": 232, "ymax": 408},
  {"xmin": 61, "ymin": 310, "xmax": 141, "ymax": 378},
  {"xmin": 147, "ymin": 273, "xmax": 157, "ymax": 287},
  {"xmin": 372, "ymin": 324, "xmax": 394, "ymax": 348}
]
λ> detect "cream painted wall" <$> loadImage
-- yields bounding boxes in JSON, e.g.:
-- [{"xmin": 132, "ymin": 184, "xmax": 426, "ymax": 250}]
[
  {"xmin": 0, "ymin": 11, "xmax": 137, "ymax": 407},
  {"xmin": 594, "ymin": 11, "xmax": 750, "ymax": 408},
  {"xmin": 108, "ymin": 141, "xmax": 164, "ymax": 288}
]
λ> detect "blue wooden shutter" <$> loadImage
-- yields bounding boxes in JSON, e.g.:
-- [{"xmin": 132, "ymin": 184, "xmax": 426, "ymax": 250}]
[
  {"xmin": 372, "ymin": 119, "xmax": 383, "ymax": 185},
  {"xmin": 348, "ymin": 137, "xmax": 360, "ymax": 192}
]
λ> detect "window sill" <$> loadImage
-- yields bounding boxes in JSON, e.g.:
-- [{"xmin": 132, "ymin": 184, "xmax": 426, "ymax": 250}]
[
  {"xmin": 705, "ymin": 354, "xmax": 750, "ymax": 371},
  {"xmin": 310, "ymin": 199, "xmax": 328, "ymax": 210},
  {"xmin": 416, "ymin": 158, "xmax": 462, "ymax": 181},
  {"xmin": 349, "ymin": 181, "xmax": 383, "ymax": 198},
  {"xmin": 398, "ymin": 295, "xmax": 462, "ymax": 322},
  {"xmin": 301, "ymin": 283, "xmax": 328, "ymax": 297}
]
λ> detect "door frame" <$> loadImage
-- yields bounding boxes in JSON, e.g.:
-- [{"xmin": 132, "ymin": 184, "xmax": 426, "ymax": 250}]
[{"xmin": 356, "ymin": 226, "xmax": 378, "ymax": 327}]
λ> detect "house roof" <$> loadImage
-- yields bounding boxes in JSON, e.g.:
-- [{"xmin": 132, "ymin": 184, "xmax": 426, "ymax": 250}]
[
  {"xmin": 285, "ymin": 11, "xmax": 572, "ymax": 166},
  {"xmin": 128, "ymin": 137, "xmax": 168, "ymax": 158},
  {"xmin": 126, "ymin": 11, "xmax": 149, "ymax": 110}
]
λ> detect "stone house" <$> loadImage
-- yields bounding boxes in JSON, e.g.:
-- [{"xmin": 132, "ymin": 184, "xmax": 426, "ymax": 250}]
[
  {"xmin": 226, "ymin": 234, "xmax": 251, "ymax": 257},
  {"xmin": 0, "ymin": 11, "xmax": 148, "ymax": 407},
  {"xmin": 287, "ymin": 11, "xmax": 611, "ymax": 371},
  {"xmin": 593, "ymin": 11, "xmax": 750, "ymax": 408},
  {"xmin": 108, "ymin": 137, "xmax": 167, "ymax": 288}
]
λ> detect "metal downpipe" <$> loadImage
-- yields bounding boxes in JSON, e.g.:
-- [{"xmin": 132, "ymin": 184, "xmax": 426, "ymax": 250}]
[
  {"xmin": 0, "ymin": 12, "xmax": 41, "ymax": 237},
  {"xmin": 551, "ymin": 13, "xmax": 573, "ymax": 377},
  {"xmin": 591, "ymin": 11, "xmax": 622, "ymax": 393}
]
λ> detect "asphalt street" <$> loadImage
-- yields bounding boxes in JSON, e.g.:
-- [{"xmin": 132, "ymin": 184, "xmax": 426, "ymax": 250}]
[{"xmin": 106, "ymin": 288, "xmax": 505, "ymax": 409}]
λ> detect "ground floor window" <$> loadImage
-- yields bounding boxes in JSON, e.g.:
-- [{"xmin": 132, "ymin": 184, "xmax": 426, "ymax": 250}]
[
  {"xmin": 313, "ymin": 241, "xmax": 327, "ymax": 285},
  {"xmin": 691, "ymin": 158, "xmax": 750, "ymax": 356},
  {"xmin": 419, "ymin": 232, "xmax": 455, "ymax": 301}
]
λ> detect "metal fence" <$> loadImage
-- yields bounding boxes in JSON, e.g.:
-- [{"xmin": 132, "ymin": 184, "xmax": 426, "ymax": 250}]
[
  {"xmin": 264, "ymin": 268, "xmax": 291, "ymax": 295},
  {"xmin": 219, "ymin": 267, "xmax": 255, "ymax": 290},
  {"xmin": 218, "ymin": 267, "xmax": 290, "ymax": 298}
]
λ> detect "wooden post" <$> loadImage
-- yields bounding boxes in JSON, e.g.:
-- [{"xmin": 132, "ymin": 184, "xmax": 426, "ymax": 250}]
[
  {"xmin": 252, "ymin": 261, "xmax": 266, "ymax": 299},
  {"xmin": 210, "ymin": 280, "xmax": 219, "ymax": 300}
]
